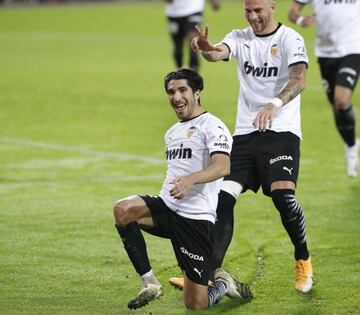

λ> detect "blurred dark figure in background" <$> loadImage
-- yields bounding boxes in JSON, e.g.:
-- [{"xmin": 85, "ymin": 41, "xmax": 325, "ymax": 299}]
[{"xmin": 164, "ymin": 0, "xmax": 220, "ymax": 72}]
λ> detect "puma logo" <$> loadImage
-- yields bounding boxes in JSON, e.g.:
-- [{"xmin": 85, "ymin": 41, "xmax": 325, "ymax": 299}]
[
  {"xmin": 346, "ymin": 76, "xmax": 355, "ymax": 86},
  {"xmin": 283, "ymin": 166, "xmax": 293, "ymax": 175},
  {"xmin": 194, "ymin": 267, "xmax": 203, "ymax": 278}
]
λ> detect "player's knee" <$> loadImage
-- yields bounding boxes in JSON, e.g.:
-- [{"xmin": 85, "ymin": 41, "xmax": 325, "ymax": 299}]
[
  {"xmin": 271, "ymin": 189, "xmax": 295, "ymax": 216},
  {"xmin": 334, "ymin": 94, "xmax": 352, "ymax": 110},
  {"xmin": 221, "ymin": 180, "xmax": 243, "ymax": 199},
  {"xmin": 113, "ymin": 199, "xmax": 132, "ymax": 225},
  {"xmin": 335, "ymin": 105, "xmax": 355, "ymax": 128},
  {"xmin": 184, "ymin": 298, "xmax": 207, "ymax": 310}
]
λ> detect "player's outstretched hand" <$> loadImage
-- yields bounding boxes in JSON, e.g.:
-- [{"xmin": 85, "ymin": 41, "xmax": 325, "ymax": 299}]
[{"xmin": 191, "ymin": 25, "xmax": 223, "ymax": 53}]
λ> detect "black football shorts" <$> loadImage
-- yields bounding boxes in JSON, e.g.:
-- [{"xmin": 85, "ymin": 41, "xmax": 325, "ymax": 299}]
[
  {"xmin": 318, "ymin": 54, "xmax": 360, "ymax": 103},
  {"xmin": 224, "ymin": 131, "xmax": 300, "ymax": 196},
  {"xmin": 140, "ymin": 195, "xmax": 214, "ymax": 286},
  {"xmin": 167, "ymin": 12, "xmax": 202, "ymax": 39}
]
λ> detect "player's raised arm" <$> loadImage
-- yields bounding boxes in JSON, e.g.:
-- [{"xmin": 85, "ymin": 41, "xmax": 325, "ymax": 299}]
[
  {"xmin": 191, "ymin": 25, "xmax": 229, "ymax": 62},
  {"xmin": 288, "ymin": 1, "xmax": 315, "ymax": 28}
]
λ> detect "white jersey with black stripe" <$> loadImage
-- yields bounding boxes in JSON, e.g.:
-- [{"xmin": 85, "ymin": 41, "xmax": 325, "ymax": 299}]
[
  {"xmin": 159, "ymin": 112, "xmax": 232, "ymax": 223},
  {"xmin": 165, "ymin": 0, "xmax": 204, "ymax": 18},
  {"xmin": 296, "ymin": 0, "xmax": 360, "ymax": 58},
  {"xmin": 222, "ymin": 24, "xmax": 308, "ymax": 139}
]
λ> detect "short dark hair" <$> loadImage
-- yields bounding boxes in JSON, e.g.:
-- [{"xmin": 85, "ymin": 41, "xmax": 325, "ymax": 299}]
[{"xmin": 164, "ymin": 68, "xmax": 204, "ymax": 93}]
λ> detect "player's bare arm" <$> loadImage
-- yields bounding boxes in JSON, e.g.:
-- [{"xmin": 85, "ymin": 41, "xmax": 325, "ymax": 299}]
[
  {"xmin": 288, "ymin": 2, "xmax": 315, "ymax": 27},
  {"xmin": 278, "ymin": 62, "xmax": 307, "ymax": 104},
  {"xmin": 253, "ymin": 63, "xmax": 307, "ymax": 132},
  {"xmin": 169, "ymin": 153, "xmax": 230, "ymax": 199},
  {"xmin": 191, "ymin": 25, "xmax": 229, "ymax": 62}
]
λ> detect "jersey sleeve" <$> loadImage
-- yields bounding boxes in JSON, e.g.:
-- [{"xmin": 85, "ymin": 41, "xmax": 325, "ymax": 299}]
[
  {"xmin": 283, "ymin": 31, "xmax": 309, "ymax": 67},
  {"xmin": 204, "ymin": 117, "xmax": 233, "ymax": 157},
  {"xmin": 221, "ymin": 30, "xmax": 241, "ymax": 60}
]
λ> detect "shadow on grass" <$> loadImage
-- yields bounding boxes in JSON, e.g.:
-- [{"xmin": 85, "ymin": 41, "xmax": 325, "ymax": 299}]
[
  {"xmin": 216, "ymin": 297, "xmax": 253, "ymax": 312},
  {"xmin": 182, "ymin": 297, "xmax": 253, "ymax": 314},
  {"xmin": 296, "ymin": 287, "xmax": 317, "ymax": 302}
]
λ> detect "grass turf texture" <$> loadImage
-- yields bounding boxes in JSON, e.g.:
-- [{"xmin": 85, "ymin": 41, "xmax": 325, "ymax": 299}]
[{"xmin": 0, "ymin": 1, "xmax": 359, "ymax": 314}]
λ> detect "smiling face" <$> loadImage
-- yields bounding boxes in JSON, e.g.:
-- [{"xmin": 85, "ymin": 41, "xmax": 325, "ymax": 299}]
[
  {"xmin": 244, "ymin": 0, "xmax": 277, "ymax": 35},
  {"xmin": 166, "ymin": 79, "xmax": 203, "ymax": 121}
]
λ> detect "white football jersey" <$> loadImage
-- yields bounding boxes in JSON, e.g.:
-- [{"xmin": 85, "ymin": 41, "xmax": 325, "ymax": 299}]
[
  {"xmin": 159, "ymin": 112, "xmax": 232, "ymax": 223},
  {"xmin": 222, "ymin": 24, "xmax": 308, "ymax": 138},
  {"xmin": 165, "ymin": 0, "xmax": 205, "ymax": 18},
  {"xmin": 296, "ymin": 0, "xmax": 360, "ymax": 57}
]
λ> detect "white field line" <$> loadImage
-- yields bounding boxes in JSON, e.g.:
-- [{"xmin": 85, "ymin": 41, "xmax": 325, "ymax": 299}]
[
  {"xmin": 0, "ymin": 135, "xmax": 164, "ymax": 165},
  {"xmin": 0, "ymin": 31, "xmax": 168, "ymax": 44},
  {"xmin": 0, "ymin": 174, "xmax": 163, "ymax": 192},
  {"xmin": 0, "ymin": 136, "xmax": 314, "ymax": 169}
]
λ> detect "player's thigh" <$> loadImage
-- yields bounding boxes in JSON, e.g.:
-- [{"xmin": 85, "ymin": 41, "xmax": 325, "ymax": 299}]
[
  {"xmin": 113, "ymin": 195, "xmax": 152, "ymax": 225},
  {"xmin": 185, "ymin": 13, "xmax": 202, "ymax": 39},
  {"xmin": 138, "ymin": 195, "xmax": 172, "ymax": 238},
  {"xmin": 257, "ymin": 131, "xmax": 300, "ymax": 196},
  {"xmin": 183, "ymin": 272, "xmax": 208, "ymax": 310},
  {"xmin": 335, "ymin": 54, "xmax": 360, "ymax": 90},
  {"xmin": 334, "ymin": 54, "xmax": 360, "ymax": 107},
  {"xmin": 170, "ymin": 215, "xmax": 214, "ymax": 286},
  {"xmin": 318, "ymin": 57, "xmax": 338, "ymax": 104},
  {"xmin": 167, "ymin": 17, "xmax": 183, "ymax": 42},
  {"xmin": 225, "ymin": 133, "xmax": 260, "ymax": 193}
]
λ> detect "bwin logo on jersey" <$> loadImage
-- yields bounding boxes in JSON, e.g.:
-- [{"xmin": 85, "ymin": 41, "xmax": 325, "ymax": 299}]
[
  {"xmin": 244, "ymin": 61, "xmax": 278, "ymax": 77},
  {"xmin": 166, "ymin": 143, "xmax": 192, "ymax": 160},
  {"xmin": 180, "ymin": 247, "xmax": 204, "ymax": 261},
  {"xmin": 269, "ymin": 155, "xmax": 293, "ymax": 165}
]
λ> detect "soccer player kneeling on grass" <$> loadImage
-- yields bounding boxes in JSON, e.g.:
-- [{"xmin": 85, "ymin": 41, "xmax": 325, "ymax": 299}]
[{"xmin": 113, "ymin": 69, "xmax": 252, "ymax": 310}]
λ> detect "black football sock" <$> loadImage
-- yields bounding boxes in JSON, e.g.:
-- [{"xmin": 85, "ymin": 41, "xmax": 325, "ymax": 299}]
[
  {"xmin": 271, "ymin": 189, "xmax": 309, "ymax": 260},
  {"xmin": 334, "ymin": 106, "xmax": 356, "ymax": 147},
  {"xmin": 173, "ymin": 37, "xmax": 183, "ymax": 68},
  {"xmin": 115, "ymin": 222, "xmax": 151, "ymax": 276},
  {"xmin": 209, "ymin": 190, "xmax": 236, "ymax": 281}
]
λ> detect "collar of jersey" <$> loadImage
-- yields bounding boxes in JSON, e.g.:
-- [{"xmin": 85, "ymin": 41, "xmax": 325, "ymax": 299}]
[
  {"xmin": 180, "ymin": 111, "xmax": 207, "ymax": 123},
  {"xmin": 254, "ymin": 23, "xmax": 282, "ymax": 38}
]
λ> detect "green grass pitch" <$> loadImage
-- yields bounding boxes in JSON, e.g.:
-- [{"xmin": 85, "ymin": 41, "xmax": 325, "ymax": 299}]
[{"xmin": 0, "ymin": 1, "xmax": 359, "ymax": 314}]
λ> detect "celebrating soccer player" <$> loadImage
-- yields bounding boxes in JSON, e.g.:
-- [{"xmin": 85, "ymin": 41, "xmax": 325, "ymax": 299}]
[
  {"xmin": 288, "ymin": 0, "xmax": 360, "ymax": 177},
  {"xmin": 113, "ymin": 69, "xmax": 252, "ymax": 310},
  {"xmin": 170, "ymin": 0, "xmax": 314, "ymax": 294}
]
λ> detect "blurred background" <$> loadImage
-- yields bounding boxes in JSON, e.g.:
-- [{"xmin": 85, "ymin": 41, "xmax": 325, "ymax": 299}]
[{"xmin": 0, "ymin": 0, "xmax": 359, "ymax": 314}]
